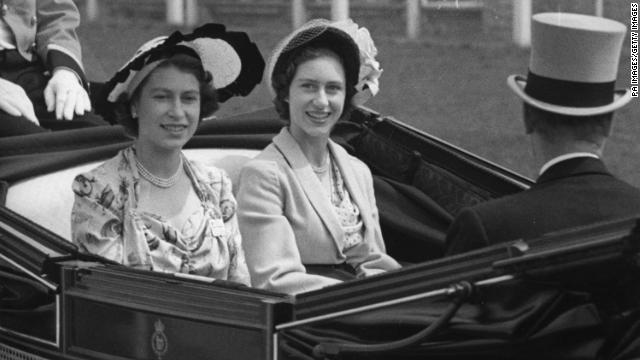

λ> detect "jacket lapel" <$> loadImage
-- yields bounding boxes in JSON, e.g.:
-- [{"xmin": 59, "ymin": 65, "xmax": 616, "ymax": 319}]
[
  {"xmin": 329, "ymin": 140, "xmax": 376, "ymax": 235},
  {"xmin": 536, "ymin": 157, "xmax": 611, "ymax": 185},
  {"xmin": 272, "ymin": 129, "xmax": 345, "ymax": 249}
]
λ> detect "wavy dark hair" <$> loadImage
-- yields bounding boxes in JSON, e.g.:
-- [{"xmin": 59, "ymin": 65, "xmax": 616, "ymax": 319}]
[
  {"xmin": 272, "ymin": 46, "xmax": 357, "ymax": 123},
  {"xmin": 112, "ymin": 53, "xmax": 219, "ymax": 138}
]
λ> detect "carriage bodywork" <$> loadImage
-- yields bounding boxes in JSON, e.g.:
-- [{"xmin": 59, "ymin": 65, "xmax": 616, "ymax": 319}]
[{"xmin": 1, "ymin": 107, "xmax": 638, "ymax": 360}]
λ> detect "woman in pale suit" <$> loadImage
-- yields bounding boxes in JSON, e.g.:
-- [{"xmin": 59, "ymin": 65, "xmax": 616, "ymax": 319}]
[{"xmin": 237, "ymin": 19, "xmax": 400, "ymax": 294}]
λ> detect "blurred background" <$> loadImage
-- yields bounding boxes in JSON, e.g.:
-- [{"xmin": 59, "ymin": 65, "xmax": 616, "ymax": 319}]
[{"xmin": 75, "ymin": 0, "xmax": 640, "ymax": 187}]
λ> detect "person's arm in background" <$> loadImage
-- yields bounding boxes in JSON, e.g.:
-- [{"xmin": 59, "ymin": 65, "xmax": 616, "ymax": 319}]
[
  {"xmin": 0, "ymin": 78, "xmax": 38, "ymax": 124},
  {"xmin": 36, "ymin": 0, "xmax": 91, "ymax": 120}
]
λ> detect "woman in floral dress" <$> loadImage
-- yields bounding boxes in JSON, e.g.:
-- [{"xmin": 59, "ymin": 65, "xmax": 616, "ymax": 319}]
[{"xmin": 71, "ymin": 24, "xmax": 264, "ymax": 285}]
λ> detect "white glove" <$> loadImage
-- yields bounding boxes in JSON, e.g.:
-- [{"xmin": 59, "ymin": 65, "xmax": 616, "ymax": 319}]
[
  {"xmin": 45, "ymin": 68, "xmax": 92, "ymax": 120},
  {"xmin": 0, "ymin": 77, "xmax": 38, "ymax": 125}
]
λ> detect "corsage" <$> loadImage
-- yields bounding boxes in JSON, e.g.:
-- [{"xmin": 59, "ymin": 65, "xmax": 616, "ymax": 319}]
[{"xmin": 333, "ymin": 19, "xmax": 383, "ymax": 106}]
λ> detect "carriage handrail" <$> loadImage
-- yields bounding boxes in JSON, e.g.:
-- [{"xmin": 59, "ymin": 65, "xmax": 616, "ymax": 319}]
[{"xmin": 287, "ymin": 216, "xmax": 640, "ymax": 325}]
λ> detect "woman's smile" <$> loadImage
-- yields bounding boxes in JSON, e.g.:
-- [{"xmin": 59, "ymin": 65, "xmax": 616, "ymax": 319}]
[
  {"xmin": 288, "ymin": 55, "xmax": 346, "ymax": 142},
  {"xmin": 305, "ymin": 110, "xmax": 332, "ymax": 121},
  {"xmin": 161, "ymin": 123, "xmax": 189, "ymax": 133}
]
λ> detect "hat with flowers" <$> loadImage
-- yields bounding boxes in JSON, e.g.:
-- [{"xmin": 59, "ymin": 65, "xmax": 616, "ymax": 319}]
[{"xmin": 266, "ymin": 18, "xmax": 382, "ymax": 107}]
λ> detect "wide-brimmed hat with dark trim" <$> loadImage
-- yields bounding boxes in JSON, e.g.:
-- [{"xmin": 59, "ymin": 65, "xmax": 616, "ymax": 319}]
[
  {"xmin": 507, "ymin": 12, "xmax": 631, "ymax": 116},
  {"xmin": 101, "ymin": 23, "xmax": 264, "ymax": 108},
  {"xmin": 266, "ymin": 18, "xmax": 383, "ymax": 106}
]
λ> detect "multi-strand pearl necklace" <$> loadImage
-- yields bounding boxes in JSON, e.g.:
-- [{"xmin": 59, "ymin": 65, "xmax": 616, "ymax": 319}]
[
  {"xmin": 135, "ymin": 156, "xmax": 183, "ymax": 188},
  {"xmin": 311, "ymin": 154, "xmax": 330, "ymax": 174}
]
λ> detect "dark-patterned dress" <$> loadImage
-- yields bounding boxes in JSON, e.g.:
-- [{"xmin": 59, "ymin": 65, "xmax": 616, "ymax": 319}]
[{"xmin": 70, "ymin": 147, "xmax": 250, "ymax": 285}]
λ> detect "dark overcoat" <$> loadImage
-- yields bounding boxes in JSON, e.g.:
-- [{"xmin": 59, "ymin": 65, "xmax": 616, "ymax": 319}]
[{"xmin": 446, "ymin": 157, "xmax": 640, "ymax": 254}]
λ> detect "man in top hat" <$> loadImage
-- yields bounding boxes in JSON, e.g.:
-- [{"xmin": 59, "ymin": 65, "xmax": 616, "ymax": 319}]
[{"xmin": 445, "ymin": 12, "xmax": 640, "ymax": 255}]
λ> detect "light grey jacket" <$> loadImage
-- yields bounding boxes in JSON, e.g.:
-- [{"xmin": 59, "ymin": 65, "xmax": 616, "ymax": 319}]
[{"xmin": 237, "ymin": 128, "xmax": 400, "ymax": 294}]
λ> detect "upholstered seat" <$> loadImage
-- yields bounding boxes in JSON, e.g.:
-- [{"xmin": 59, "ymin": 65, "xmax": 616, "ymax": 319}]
[{"xmin": 5, "ymin": 149, "xmax": 259, "ymax": 241}]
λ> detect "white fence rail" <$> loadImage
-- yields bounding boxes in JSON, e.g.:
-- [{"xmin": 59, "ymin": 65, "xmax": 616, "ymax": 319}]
[{"xmin": 80, "ymin": 0, "xmax": 608, "ymax": 46}]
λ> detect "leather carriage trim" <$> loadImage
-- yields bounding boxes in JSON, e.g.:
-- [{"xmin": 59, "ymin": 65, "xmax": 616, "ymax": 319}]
[{"xmin": 353, "ymin": 125, "xmax": 496, "ymax": 216}]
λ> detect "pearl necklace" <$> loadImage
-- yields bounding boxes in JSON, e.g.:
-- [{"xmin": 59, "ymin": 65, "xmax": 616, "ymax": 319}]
[
  {"xmin": 311, "ymin": 155, "xmax": 330, "ymax": 174},
  {"xmin": 135, "ymin": 156, "xmax": 183, "ymax": 188}
]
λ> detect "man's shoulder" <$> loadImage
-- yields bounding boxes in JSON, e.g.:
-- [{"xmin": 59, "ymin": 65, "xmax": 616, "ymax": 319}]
[
  {"xmin": 446, "ymin": 163, "xmax": 640, "ymax": 254},
  {"xmin": 471, "ymin": 173, "xmax": 640, "ymax": 218},
  {"xmin": 459, "ymin": 174, "xmax": 640, "ymax": 237},
  {"xmin": 595, "ymin": 175, "xmax": 640, "ymax": 211},
  {"xmin": 463, "ymin": 189, "xmax": 533, "ymax": 217}
]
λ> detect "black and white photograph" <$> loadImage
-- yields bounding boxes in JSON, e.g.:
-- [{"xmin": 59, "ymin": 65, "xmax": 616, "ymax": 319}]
[{"xmin": 1, "ymin": 1, "xmax": 639, "ymax": 359}]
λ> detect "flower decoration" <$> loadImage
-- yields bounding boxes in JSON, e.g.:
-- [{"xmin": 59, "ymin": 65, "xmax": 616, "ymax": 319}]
[{"xmin": 332, "ymin": 19, "xmax": 383, "ymax": 106}]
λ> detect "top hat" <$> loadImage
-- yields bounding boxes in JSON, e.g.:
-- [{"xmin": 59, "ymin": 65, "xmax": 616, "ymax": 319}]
[
  {"xmin": 507, "ymin": 12, "xmax": 631, "ymax": 116},
  {"xmin": 266, "ymin": 18, "xmax": 382, "ymax": 106}
]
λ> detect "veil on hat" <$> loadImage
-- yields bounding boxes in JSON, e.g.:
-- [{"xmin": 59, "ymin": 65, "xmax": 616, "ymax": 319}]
[
  {"xmin": 98, "ymin": 23, "xmax": 265, "ymax": 121},
  {"xmin": 266, "ymin": 18, "xmax": 382, "ymax": 107}
]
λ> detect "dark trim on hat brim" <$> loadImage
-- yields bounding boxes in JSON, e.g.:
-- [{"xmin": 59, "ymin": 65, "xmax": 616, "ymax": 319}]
[
  {"xmin": 101, "ymin": 23, "xmax": 264, "ymax": 108},
  {"xmin": 507, "ymin": 75, "xmax": 632, "ymax": 116}
]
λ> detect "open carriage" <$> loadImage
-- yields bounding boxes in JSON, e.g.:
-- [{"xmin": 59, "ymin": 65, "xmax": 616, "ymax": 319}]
[{"xmin": 1, "ymin": 105, "xmax": 639, "ymax": 360}]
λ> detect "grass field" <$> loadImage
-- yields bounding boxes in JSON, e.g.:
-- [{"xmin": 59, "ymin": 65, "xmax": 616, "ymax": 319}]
[{"xmin": 77, "ymin": 5, "xmax": 640, "ymax": 187}]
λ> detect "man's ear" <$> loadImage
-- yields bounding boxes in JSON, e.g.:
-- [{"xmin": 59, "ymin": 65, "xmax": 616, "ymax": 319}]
[
  {"xmin": 523, "ymin": 103, "xmax": 534, "ymax": 134},
  {"xmin": 604, "ymin": 115, "xmax": 614, "ymax": 137}
]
